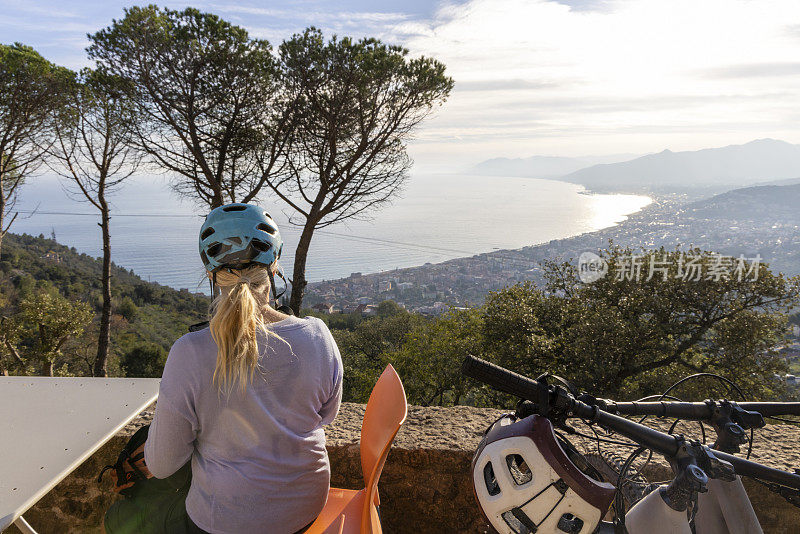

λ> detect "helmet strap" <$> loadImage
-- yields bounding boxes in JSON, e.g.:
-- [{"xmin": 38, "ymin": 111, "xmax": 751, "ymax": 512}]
[
  {"xmin": 269, "ymin": 267, "xmax": 294, "ymax": 315},
  {"xmin": 268, "ymin": 269, "xmax": 284, "ymax": 300},
  {"xmin": 209, "ymin": 271, "xmax": 218, "ymax": 298}
]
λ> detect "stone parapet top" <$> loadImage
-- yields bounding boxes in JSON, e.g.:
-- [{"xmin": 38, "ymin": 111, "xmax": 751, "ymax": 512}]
[{"xmin": 123, "ymin": 402, "xmax": 799, "ymax": 472}]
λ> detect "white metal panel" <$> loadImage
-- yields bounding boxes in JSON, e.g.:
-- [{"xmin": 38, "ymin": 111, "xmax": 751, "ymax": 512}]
[{"xmin": 0, "ymin": 377, "xmax": 160, "ymax": 530}]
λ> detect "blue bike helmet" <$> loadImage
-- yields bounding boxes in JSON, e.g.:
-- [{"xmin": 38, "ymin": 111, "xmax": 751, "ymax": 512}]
[{"xmin": 199, "ymin": 203, "xmax": 283, "ymax": 273}]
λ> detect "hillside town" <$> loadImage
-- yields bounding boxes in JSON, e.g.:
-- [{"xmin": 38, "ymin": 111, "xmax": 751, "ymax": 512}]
[{"xmin": 304, "ymin": 186, "xmax": 800, "ymax": 315}]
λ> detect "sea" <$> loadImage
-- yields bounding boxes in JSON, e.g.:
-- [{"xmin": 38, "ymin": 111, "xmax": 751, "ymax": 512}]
[{"xmin": 15, "ymin": 173, "xmax": 650, "ymax": 294}]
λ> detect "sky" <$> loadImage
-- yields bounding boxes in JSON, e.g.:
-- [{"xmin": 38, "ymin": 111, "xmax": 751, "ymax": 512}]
[{"xmin": 3, "ymin": 0, "xmax": 800, "ymax": 171}]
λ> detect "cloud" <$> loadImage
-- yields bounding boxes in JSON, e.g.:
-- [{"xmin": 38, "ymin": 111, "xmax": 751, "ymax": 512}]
[
  {"xmin": 395, "ymin": 0, "xmax": 800, "ymax": 160},
  {"xmin": 785, "ymin": 24, "xmax": 800, "ymax": 38},
  {"xmin": 8, "ymin": 0, "xmax": 800, "ymax": 164},
  {"xmin": 0, "ymin": 14, "xmax": 97, "ymax": 34},
  {"xmin": 454, "ymin": 79, "xmax": 565, "ymax": 91},
  {"xmin": 553, "ymin": 0, "xmax": 614, "ymax": 12},
  {"xmin": 206, "ymin": 1, "xmax": 415, "ymax": 40},
  {"xmin": 201, "ymin": 1, "xmax": 435, "ymax": 58},
  {"xmin": 0, "ymin": 3, "xmax": 81, "ymax": 18},
  {"xmin": 205, "ymin": 4, "xmax": 289, "ymax": 17},
  {"xmin": 209, "ymin": 3, "xmax": 410, "ymax": 23},
  {"xmin": 703, "ymin": 63, "xmax": 800, "ymax": 79}
]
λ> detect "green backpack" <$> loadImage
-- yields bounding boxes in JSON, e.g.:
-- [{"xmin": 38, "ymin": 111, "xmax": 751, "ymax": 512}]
[{"xmin": 99, "ymin": 424, "xmax": 193, "ymax": 534}]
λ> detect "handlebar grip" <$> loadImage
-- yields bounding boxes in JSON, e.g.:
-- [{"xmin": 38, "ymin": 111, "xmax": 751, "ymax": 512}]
[{"xmin": 461, "ymin": 355, "xmax": 544, "ymax": 401}]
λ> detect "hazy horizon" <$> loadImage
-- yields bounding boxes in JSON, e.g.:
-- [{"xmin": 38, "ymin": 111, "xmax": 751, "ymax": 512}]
[{"xmin": 5, "ymin": 0, "xmax": 800, "ymax": 172}]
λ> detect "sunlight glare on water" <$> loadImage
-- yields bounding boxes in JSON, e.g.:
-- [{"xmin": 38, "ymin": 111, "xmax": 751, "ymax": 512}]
[{"xmin": 583, "ymin": 188, "xmax": 652, "ymax": 229}]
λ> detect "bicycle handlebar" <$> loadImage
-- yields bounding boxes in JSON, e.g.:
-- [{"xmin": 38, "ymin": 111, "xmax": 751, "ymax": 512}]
[
  {"xmin": 601, "ymin": 400, "xmax": 800, "ymax": 419},
  {"xmin": 461, "ymin": 355, "xmax": 800, "ymax": 490},
  {"xmin": 460, "ymin": 355, "xmax": 678, "ymax": 449},
  {"xmin": 594, "ymin": 409, "xmax": 800, "ymax": 489}
]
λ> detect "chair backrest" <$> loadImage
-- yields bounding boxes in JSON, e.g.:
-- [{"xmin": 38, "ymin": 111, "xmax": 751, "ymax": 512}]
[{"xmin": 359, "ymin": 365, "xmax": 407, "ymax": 528}]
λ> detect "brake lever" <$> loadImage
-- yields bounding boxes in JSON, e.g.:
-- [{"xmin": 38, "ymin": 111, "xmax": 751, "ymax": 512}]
[
  {"xmin": 576, "ymin": 393, "xmax": 605, "ymax": 410},
  {"xmin": 515, "ymin": 391, "xmax": 577, "ymax": 434},
  {"xmin": 729, "ymin": 402, "xmax": 765, "ymax": 429}
]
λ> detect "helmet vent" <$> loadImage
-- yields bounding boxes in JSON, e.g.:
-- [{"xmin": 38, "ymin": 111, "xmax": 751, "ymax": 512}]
[
  {"xmin": 207, "ymin": 242, "xmax": 231, "ymax": 257},
  {"xmin": 227, "ymin": 236, "xmax": 242, "ymax": 245},
  {"xmin": 257, "ymin": 223, "xmax": 277, "ymax": 235},
  {"xmin": 200, "ymin": 227, "xmax": 215, "ymax": 240},
  {"xmin": 251, "ymin": 239, "xmax": 272, "ymax": 253},
  {"xmin": 483, "ymin": 462, "xmax": 500, "ymax": 496},
  {"xmin": 501, "ymin": 510, "xmax": 534, "ymax": 534},
  {"xmin": 556, "ymin": 513, "xmax": 584, "ymax": 533},
  {"xmin": 222, "ymin": 205, "xmax": 247, "ymax": 212},
  {"xmin": 506, "ymin": 454, "xmax": 532, "ymax": 485}
]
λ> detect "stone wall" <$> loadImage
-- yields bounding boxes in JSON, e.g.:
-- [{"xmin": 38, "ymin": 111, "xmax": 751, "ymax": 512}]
[{"xmin": 5, "ymin": 403, "xmax": 800, "ymax": 533}]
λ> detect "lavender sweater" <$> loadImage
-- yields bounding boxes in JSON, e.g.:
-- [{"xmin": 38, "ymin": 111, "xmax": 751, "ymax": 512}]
[{"xmin": 144, "ymin": 315, "xmax": 343, "ymax": 534}]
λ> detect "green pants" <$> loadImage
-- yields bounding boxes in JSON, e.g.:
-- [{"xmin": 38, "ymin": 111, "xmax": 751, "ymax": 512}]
[{"xmin": 104, "ymin": 462, "xmax": 193, "ymax": 534}]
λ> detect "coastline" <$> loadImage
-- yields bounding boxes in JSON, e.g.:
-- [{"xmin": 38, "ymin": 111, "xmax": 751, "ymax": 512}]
[
  {"xmin": 305, "ymin": 192, "xmax": 674, "ymax": 312},
  {"xmin": 305, "ymin": 182, "xmax": 800, "ymax": 313}
]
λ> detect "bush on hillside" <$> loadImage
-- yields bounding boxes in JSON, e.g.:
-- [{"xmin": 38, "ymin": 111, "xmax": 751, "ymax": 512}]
[
  {"xmin": 120, "ymin": 344, "xmax": 167, "ymax": 378},
  {"xmin": 117, "ymin": 296, "xmax": 138, "ymax": 323}
]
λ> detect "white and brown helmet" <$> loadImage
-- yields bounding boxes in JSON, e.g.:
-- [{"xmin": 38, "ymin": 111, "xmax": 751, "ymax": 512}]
[{"xmin": 472, "ymin": 414, "xmax": 615, "ymax": 534}]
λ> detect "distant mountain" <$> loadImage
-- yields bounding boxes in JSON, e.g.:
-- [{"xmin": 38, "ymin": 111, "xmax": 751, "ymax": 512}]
[
  {"xmin": 559, "ymin": 139, "xmax": 800, "ymax": 193},
  {"xmin": 685, "ymin": 183, "xmax": 800, "ymax": 220},
  {"xmin": 470, "ymin": 153, "xmax": 639, "ymax": 178},
  {"xmin": 757, "ymin": 177, "xmax": 800, "ymax": 187}
]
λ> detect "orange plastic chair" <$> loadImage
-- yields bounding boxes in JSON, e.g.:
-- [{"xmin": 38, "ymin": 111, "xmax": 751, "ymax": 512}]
[{"xmin": 306, "ymin": 364, "xmax": 408, "ymax": 534}]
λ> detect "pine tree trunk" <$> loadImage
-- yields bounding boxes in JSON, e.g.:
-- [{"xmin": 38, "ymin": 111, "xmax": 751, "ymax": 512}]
[
  {"xmin": 0, "ymin": 168, "xmax": 6, "ymax": 258},
  {"xmin": 289, "ymin": 222, "xmax": 317, "ymax": 315},
  {"xmin": 94, "ymin": 202, "xmax": 112, "ymax": 377}
]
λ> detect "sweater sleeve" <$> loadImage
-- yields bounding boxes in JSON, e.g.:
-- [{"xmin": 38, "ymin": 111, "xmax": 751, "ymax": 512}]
[
  {"xmin": 144, "ymin": 336, "xmax": 199, "ymax": 478},
  {"xmin": 318, "ymin": 321, "xmax": 343, "ymax": 426}
]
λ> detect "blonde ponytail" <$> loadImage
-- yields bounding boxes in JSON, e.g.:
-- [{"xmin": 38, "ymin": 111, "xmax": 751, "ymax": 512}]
[{"xmin": 209, "ymin": 265, "xmax": 273, "ymax": 394}]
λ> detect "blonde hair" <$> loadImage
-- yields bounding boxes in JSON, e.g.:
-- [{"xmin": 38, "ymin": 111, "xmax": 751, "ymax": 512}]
[{"xmin": 209, "ymin": 264, "xmax": 275, "ymax": 394}]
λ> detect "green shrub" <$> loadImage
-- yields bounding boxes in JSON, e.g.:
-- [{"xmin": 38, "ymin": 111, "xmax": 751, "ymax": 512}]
[{"xmin": 120, "ymin": 344, "xmax": 167, "ymax": 378}]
